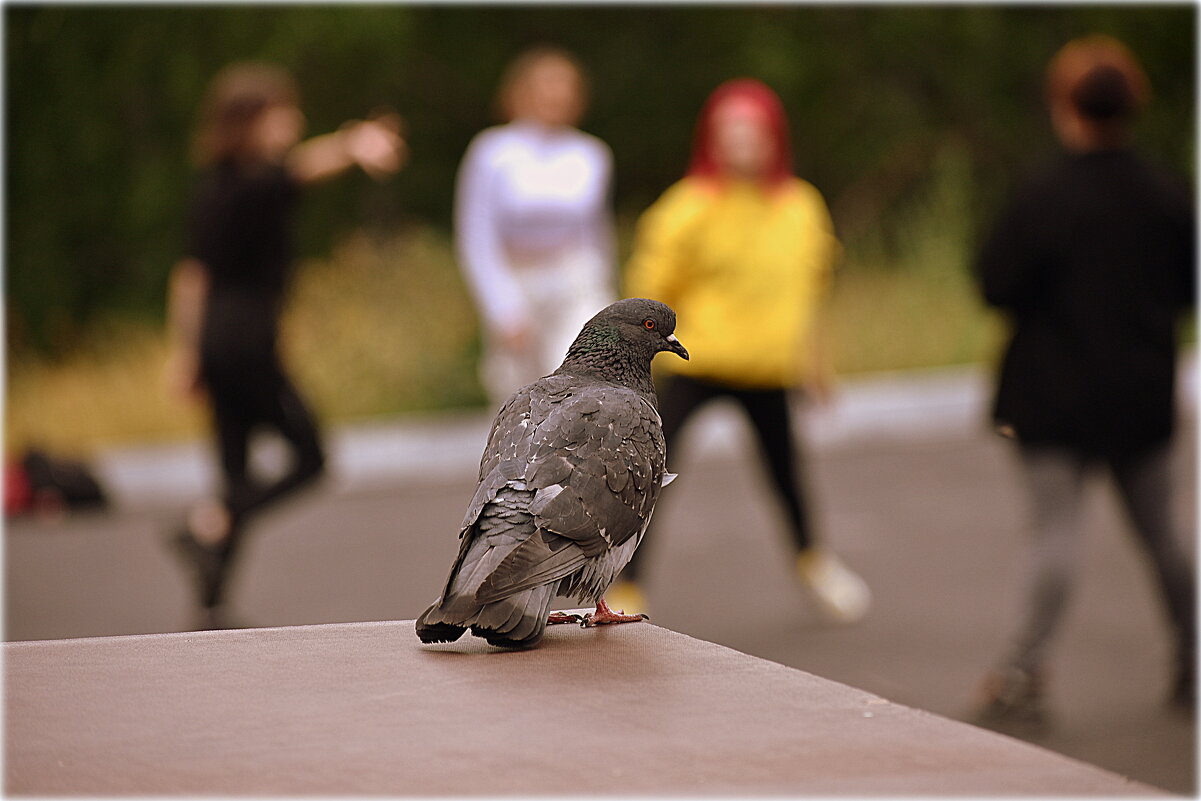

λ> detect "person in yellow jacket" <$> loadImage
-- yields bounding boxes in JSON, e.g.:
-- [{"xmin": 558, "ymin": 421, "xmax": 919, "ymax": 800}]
[{"xmin": 612, "ymin": 78, "xmax": 871, "ymax": 623}]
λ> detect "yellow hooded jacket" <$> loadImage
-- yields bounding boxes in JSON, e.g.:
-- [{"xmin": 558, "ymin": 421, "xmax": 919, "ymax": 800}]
[{"xmin": 625, "ymin": 175, "xmax": 840, "ymax": 389}]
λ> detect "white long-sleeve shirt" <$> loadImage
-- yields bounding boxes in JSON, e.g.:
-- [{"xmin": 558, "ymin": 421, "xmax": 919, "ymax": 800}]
[{"xmin": 454, "ymin": 120, "xmax": 615, "ymax": 335}]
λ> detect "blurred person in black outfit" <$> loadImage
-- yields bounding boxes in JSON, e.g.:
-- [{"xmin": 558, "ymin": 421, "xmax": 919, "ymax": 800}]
[
  {"xmin": 972, "ymin": 35, "xmax": 1195, "ymax": 729},
  {"xmin": 166, "ymin": 62, "xmax": 406, "ymax": 629}
]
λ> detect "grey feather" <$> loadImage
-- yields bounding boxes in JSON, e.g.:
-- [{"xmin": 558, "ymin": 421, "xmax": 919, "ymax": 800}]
[{"xmin": 415, "ymin": 299, "xmax": 688, "ymax": 649}]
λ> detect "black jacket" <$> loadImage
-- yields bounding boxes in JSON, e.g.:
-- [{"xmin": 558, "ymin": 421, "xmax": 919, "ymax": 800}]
[{"xmin": 977, "ymin": 149, "xmax": 1194, "ymax": 459}]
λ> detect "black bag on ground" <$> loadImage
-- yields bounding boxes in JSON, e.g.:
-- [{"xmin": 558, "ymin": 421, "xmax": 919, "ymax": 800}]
[{"xmin": 21, "ymin": 449, "xmax": 108, "ymax": 511}]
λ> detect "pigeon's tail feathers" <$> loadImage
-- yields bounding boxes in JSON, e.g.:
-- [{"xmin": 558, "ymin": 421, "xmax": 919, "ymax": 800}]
[
  {"xmin": 414, "ymin": 607, "xmax": 467, "ymax": 644},
  {"xmin": 470, "ymin": 582, "xmax": 556, "ymax": 649},
  {"xmin": 417, "ymin": 482, "xmax": 599, "ymax": 649},
  {"xmin": 414, "ymin": 546, "xmax": 494, "ymax": 643},
  {"xmin": 415, "ymin": 524, "xmax": 562, "ymax": 649},
  {"xmin": 474, "ymin": 533, "xmax": 587, "ymax": 605},
  {"xmin": 416, "ymin": 584, "xmax": 554, "ymax": 649}
]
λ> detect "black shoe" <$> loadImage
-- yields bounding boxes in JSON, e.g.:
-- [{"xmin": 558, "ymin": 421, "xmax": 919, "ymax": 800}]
[
  {"xmin": 192, "ymin": 605, "xmax": 248, "ymax": 631},
  {"xmin": 1169, "ymin": 661, "xmax": 1195, "ymax": 713},
  {"xmin": 972, "ymin": 667, "xmax": 1051, "ymax": 736},
  {"xmin": 168, "ymin": 526, "xmax": 225, "ymax": 605}
]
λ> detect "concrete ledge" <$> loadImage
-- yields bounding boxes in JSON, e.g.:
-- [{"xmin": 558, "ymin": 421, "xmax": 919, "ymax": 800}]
[{"xmin": 5, "ymin": 620, "xmax": 1158, "ymax": 796}]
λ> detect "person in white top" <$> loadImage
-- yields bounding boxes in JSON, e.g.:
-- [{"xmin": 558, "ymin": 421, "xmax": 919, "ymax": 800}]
[{"xmin": 454, "ymin": 46, "xmax": 617, "ymax": 406}]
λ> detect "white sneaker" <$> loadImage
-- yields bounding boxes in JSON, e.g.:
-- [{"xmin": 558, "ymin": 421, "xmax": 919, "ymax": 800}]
[{"xmin": 796, "ymin": 549, "xmax": 872, "ymax": 623}]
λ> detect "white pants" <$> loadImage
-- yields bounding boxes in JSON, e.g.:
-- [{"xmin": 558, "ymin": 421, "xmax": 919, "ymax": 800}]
[{"xmin": 480, "ymin": 249, "xmax": 614, "ymax": 407}]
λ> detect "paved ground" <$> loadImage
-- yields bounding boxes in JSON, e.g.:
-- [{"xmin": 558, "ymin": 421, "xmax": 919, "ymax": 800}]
[{"xmin": 6, "ymin": 365, "xmax": 1197, "ymax": 794}]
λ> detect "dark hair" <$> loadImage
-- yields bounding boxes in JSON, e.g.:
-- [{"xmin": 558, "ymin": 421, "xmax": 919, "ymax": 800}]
[
  {"xmin": 193, "ymin": 62, "xmax": 298, "ymax": 166},
  {"xmin": 1046, "ymin": 35, "xmax": 1149, "ymax": 122},
  {"xmin": 1071, "ymin": 64, "xmax": 1137, "ymax": 121}
]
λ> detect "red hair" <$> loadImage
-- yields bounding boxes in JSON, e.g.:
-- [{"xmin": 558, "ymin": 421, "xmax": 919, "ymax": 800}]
[{"xmin": 686, "ymin": 78, "xmax": 794, "ymax": 187}]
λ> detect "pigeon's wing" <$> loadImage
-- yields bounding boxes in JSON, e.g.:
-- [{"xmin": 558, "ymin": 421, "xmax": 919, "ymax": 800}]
[
  {"xmin": 460, "ymin": 391, "xmax": 533, "ymax": 529},
  {"xmin": 475, "ymin": 383, "xmax": 666, "ymax": 603},
  {"xmin": 527, "ymin": 386, "xmax": 666, "ymax": 554},
  {"xmin": 428, "ymin": 387, "xmax": 537, "ymax": 598}
]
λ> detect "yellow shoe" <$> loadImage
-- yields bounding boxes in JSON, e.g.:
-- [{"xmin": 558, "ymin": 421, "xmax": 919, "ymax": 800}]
[
  {"xmin": 796, "ymin": 549, "xmax": 871, "ymax": 624},
  {"xmin": 605, "ymin": 580, "xmax": 649, "ymax": 617}
]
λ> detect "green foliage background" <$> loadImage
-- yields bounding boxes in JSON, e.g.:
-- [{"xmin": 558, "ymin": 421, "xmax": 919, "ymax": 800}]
[{"xmin": 7, "ymin": 5, "xmax": 1194, "ymax": 357}]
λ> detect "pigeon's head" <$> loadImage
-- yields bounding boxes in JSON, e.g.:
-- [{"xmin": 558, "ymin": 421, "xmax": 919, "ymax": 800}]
[
  {"xmin": 589, "ymin": 298, "xmax": 689, "ymax": 362},
  {"xmin": 560, "ymin": 298, "xmax": 688, "ymax": 390}
]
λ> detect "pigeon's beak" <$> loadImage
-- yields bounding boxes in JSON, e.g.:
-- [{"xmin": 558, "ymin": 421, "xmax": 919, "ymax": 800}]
[{"xmin": 664, "ymin": 333, "xmax": 689, "ymax": 360}]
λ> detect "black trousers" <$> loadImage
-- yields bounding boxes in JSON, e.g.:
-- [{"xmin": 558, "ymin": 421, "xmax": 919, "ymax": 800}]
[
  {"xmin": 622, "ymin": 374, "xmax": 815, "ymax": 582},
  {"xmin": 201, "ymin": 358, "xmax": 326, "ymax": 607}
]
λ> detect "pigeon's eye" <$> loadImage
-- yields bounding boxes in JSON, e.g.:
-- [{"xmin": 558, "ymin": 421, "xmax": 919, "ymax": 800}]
[{"xmin": 643, "ymin": 319, "xmax": 656, "ymax": 330}]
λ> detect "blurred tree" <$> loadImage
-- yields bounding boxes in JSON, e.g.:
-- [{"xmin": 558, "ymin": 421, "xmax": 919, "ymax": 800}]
[{"xmin": 5, "ymin": 4, "xmax": 1193, "ymax": 356}]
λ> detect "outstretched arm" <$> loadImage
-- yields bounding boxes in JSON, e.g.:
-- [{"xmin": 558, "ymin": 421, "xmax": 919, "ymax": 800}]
[{"xmin": 286, "ymin": 112, "xmax": 407, "ymax": 185}]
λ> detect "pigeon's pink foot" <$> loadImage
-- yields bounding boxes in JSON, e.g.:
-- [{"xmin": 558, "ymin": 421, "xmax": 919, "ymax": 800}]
[
  {"xmin": 581, "ymin": 598, "xmax": 650, "ymax": 627},
  {"xmin": 547, "ymin": 611, "xmax": 585, "ymax": 625}
]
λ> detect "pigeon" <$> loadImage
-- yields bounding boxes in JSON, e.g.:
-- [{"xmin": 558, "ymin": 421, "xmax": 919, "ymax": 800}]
[{"xmin": 415, "ymin": 298, "xmax": 689, "ymax": 649}]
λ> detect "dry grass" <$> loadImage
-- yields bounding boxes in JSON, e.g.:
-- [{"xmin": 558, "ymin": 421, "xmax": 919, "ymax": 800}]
[
  {"xmin": 282, "ymin": 227, "xmax": 485, "ymax": 420},
  {"xmin": 827, "ymin": 265, "xmax": 1005, "ymax": 375},
  {"xmin": 6, "ymin": 226, "xmax": 487, "ymax": 456},
  {"xmin": 828, "ymin": 142, "xmax": 1007, "ymax": 375},
  {"xmin": 6, "ymin": 325, "xmax": 208, "ymax": 455}
]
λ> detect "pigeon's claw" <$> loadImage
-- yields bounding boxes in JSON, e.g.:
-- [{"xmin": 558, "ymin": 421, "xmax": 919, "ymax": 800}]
[
  {"xmin": 580, "ymin": 598, "xmax": 650, "ymax": 628},
  {"xmin": 547, "ymin": 611, "xmax": 585, "ymax": 626}
]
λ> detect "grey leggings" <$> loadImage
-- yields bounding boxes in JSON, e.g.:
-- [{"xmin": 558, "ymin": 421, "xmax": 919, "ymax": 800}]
[{"xmin": 1004, "ymin": 442, "xmax": 1195, "ymax": 673}]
